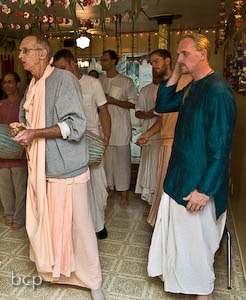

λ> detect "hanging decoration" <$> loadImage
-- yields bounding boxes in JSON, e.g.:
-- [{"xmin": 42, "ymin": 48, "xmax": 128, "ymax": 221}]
[
  {"xmin": 1, "ymin": 4, "xmax": 11, "ymax": 14},
  {"xmin": 226, "ymin": 32, "xmax": 246, "ymax": 92},
  {"xmin": 233, "ymin": 0, "xmax": 246, "ymax": 29},
  {"xmin": 130, "ymin": 0, "xmax": 142, "ymax": 58},
  {"xmin": 225, "ymin": 0, "xmax": 246, "ymax": 38},
  {"xmin": 127, "ymin": 54, "xmax": 149, "ymax": 65},
  {"xmin": 218, "ymin": 0, "xmax": 226, "ymax": 45}
]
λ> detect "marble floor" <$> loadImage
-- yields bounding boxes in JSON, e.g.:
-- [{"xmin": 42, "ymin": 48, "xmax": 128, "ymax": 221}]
[{"xmin": 0, "ymin": 191, "xmax": 246, "ymax": 300}]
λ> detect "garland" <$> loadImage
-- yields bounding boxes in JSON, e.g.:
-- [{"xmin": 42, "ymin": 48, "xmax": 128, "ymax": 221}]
[
  {"xmin": 0, "ymin": 8, "xmax": 139, "ymax": 30},
  {"xmin": 0, "ymin": 0, "xmax": 143, "ymax": 40},
  {"xmin": 0, "ymin": 0, "xmax": 121, "ymax": 10}
]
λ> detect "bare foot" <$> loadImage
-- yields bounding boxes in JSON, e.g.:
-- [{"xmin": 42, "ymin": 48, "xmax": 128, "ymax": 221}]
[
  {"xmin": 120, "ymin": 200, "xmax": 129, "ymax": 207},
  {"xmin": 108, "ymin": 190, "xmax": 113, "ymax": 198},
  {"xmin": 4, "ymin": 218, "xmax": 13, "ymax": 226},
  {"xmin": 11, "ymin": 223, "xmax": 22, "ymax": 230},
  {"xmin": 120, "ymin": 191, "xmax": 128, "ymax": 207}
]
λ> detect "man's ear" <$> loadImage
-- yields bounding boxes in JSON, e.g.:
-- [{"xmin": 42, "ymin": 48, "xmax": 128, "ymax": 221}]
[
  {"xmin": 71, "ymin": 59, "xmax": 77, "ymax": 71},
  {"xmin": 40, "ymin": 49, "xmax": 48, "ymax": 60},
  {"xmin": 165, "ymin": 57, "xmax": 171, "ymax": 65},
  {"xmin": 200, "ymin": 50, "xmax": 207, "ymax": 61}
]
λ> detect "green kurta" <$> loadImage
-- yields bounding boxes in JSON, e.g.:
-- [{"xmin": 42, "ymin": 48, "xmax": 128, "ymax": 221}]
[{"xmin": 155, "ymin": 72, "xmax": 236, "ymax": 219}]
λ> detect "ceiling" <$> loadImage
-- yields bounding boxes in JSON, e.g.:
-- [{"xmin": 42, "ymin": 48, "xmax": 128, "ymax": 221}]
[{"xmin": 0, "ymin": 0, "xmax": 233, "ymax": 38}]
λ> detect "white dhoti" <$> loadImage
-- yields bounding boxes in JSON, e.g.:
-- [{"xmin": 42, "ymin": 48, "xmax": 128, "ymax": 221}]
[
  {"xmin": 88, "ymin": 162, "xmax": 108, "ymax": 233},
  {"xmin": 135, "ymin": 143, "xmax": 160, "ymax": 204},
  {"xmin": 148, "ymin": 192, "xmax": 226, "ymax": 295},
  {"xmin": 104, "ymin": 145, "xmax": 131, "ymax": 191}
]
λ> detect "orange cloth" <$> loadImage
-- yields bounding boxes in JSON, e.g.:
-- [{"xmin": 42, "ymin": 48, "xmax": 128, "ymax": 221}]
[
  {"xmin": 24, "ymin": 65, "xmax": 102, "ymax": 289},
  {"xmin": 41, "ymin": 170, "xmax": 102, "ymax": 289},
  {"xmin": 147, "ymin": 74, "xmax": 192, "ymax": 227},
  {"xmin": 24, "ymin": 64, "xmax": 54, "ymax": 272}
]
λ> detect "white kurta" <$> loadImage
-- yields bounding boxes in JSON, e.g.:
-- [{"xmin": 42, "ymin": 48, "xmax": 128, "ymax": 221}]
[
  {"xmin": 100, "ymin": 74, "xmax": 137, "ymax": 191},
  {"xmin": 79, "ymin": 75, "xmax": 108, "ymax": 232},
  {"xmin": 148, "ymin": 192, "xmax": 226, "ymax": 295},
  {"xmin": 135, "ymin": 83, "xmax": 160, "ymax": 204},
  {"xmin": 100, "ymin": 73, "xmax": 137, "ymax": 146}
]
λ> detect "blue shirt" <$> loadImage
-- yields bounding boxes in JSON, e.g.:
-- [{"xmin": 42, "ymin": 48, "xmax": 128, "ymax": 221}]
[{"xmin": 155, "ymin": 72, "xmax": 236, "ymax": 219}]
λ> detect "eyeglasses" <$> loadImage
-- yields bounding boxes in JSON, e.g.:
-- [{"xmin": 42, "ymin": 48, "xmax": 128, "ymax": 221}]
[{"xmin": 18, "ymin": 48, "xmax": 43, "ymax": 55}]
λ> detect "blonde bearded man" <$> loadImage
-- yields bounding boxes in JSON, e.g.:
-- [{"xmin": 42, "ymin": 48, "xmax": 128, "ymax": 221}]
[
  {"xmin": 53, "ymin": 49, "xmax": 111, "ymax": 240},
  {"xmin": 147, "ymin": 34, "xmax": 236, "ymax": 300},
  {"xmin": 11, "ymin": 35, "xmax": 105, "ymax": 300}
]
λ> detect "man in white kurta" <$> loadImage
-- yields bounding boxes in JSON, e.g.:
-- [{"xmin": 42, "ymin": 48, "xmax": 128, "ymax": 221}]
[
  {"xmin": 135, "ymin": 83, "xmax": 160, "ymax": 205},
  {"xmin": 100, "ymin": 50, "xmax": 137, "ymax": 206},
  {"xmin": 54, "ymin": 49, "xmax": 111, "ymax": 239}
]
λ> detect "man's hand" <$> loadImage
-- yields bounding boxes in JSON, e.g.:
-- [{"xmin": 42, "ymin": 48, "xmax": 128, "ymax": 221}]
[
  {"xmin": 106, "ymin": 95, "xmax": 117, "ymax": 105},
  {"xmin": 9, "ymin": 122, "xmax": 26, "ymax": 137},
  {"xmin": 166, "ymin": 60, "xmax": 182, "ymax": 87},
  {"xmin": 104, "ymin": 135, "xmax": 110, "ymax": 147},
  {"xmin": 136, "ymin": 133, "xmax": 149, "ymax": 146},
  {"xmin": 183, "ymin": 189, "xmax": 210, "ymax": 212},
  {"xmin": 12, "ymin": 129, "xmax": 36, "ymax": 147},
  {"xmin": 153, "ymin": 111, "xmax": 162, "ymax": 117}
]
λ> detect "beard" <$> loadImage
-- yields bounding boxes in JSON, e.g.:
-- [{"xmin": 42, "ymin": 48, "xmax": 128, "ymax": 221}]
[{"xmin": 152, "ymin": 65, "xmax": 168, "ymax": 79}]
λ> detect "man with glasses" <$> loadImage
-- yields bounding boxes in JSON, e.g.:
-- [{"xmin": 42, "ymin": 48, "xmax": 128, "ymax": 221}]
[
  {"xmin": 10, "ymin": 35, "xmax": 105, "ymax": 300},
  {"xmin": 0, "ymin": 72, "xmax": 27, "ymax": 230}
]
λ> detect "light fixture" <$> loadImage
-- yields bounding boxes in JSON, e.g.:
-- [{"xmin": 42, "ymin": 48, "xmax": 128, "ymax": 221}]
[{"xmin": 76, "ymin": 36, "xmax": 90, "ymax": 49}]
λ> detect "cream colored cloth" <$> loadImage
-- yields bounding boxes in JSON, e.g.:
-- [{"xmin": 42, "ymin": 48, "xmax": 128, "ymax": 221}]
[
  {"xmin": 79, "ymin": 75, "xmax": 107, "ymax": 135},
  {"xmin": 104, "ymin": 145, "xmax": 131, "ymax": 191},
  {"xmin": 135, "ymin": 83, "xmax": 160, "ymax": 144},
  {"xmin": 147, "ymin": 141, "xmax": 173, "ymax": 225},
  {"xmin": 148, "ymin": 192, "xmax": 226, "ymax": 295},
  {"xmin": 87, "ymin": 162, "xmax": 108, "ymax": 233},
  {"xmin": 78, "ymin": 75, "xmax": 108, "ymax": 233},
  {"xmin": 100, "ymin": 74, "xmax": 137, "ymax": 146},
  {"xmin": 135, "ymin": 82, "xmax": 161, "ymax": 204},
  {"xmin": 40, "ymin": 170, "xmax": 102, "ymax": 289},
  {"xmin": 135, "ymin": 144, "xmax": 160, "ymax": 205},
  {"xmin": 24, "ymin": 64, "xmax": 54, "ymax": 272}
]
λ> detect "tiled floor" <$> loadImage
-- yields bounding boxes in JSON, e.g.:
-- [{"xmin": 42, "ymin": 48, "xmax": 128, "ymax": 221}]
[{"xmin": 0, "ymin": 191, "xmax": 246, "ymax": 300}]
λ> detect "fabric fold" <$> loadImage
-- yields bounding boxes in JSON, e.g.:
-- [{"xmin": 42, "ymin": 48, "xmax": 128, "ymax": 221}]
[{"xmin": 24, "ymin": 64, "xmax": 54, "ymax": 272}]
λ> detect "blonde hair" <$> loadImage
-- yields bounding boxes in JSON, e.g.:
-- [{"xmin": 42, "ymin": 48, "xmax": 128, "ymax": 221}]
[{"xmin": 179, "ymin": 33, "xmax": 211, "ymax": 60}]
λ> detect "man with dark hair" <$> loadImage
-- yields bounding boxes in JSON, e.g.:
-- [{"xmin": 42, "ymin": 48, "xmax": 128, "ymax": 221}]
[
  {"xmin": 135, "ymin": 49, "xmax": 172, "ymax": 216},
  {"xmin": 11, "ymin": 35, "xmax": 105, "ymax": 300},
  {"xmin": 0, "ymin": 71, "xmax": 27, "ymax": 229},
  {"xmin": 89, "ymin": 70, "xmax": 99, "ymax": 79},
  {"xmin": 148, "ymin": 34, "xmax": 236, "ymax": 300},
  {"xmin": 100, "ymin": 49, "xmax": 137, "ymax": 206},
  {"xmin": 136, "ymin": 50, "xmax": 191, "ymax": 225},
  {"xmin": 102, "ymin": 50, "xmax": 119, "ymax": 64},
  {"xmin": 54, "ymin": 48, "xmax": 111, "ymax": 240}
]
